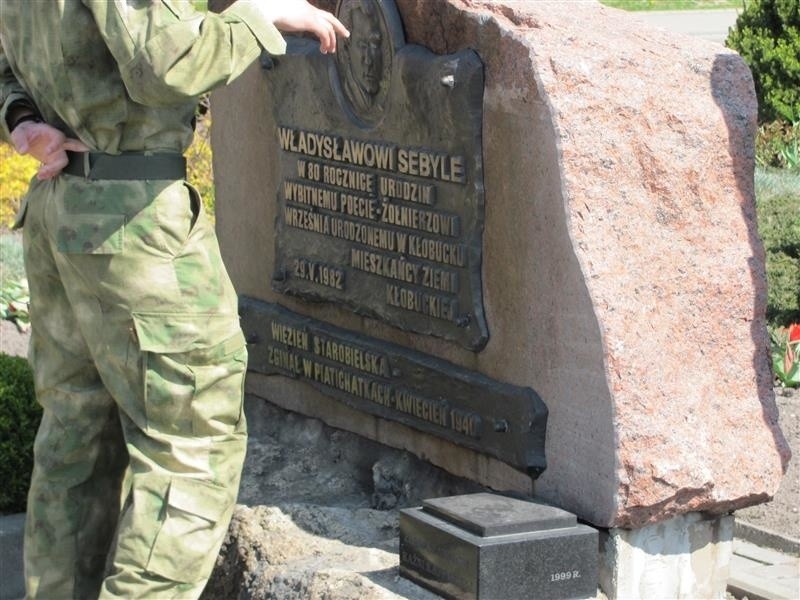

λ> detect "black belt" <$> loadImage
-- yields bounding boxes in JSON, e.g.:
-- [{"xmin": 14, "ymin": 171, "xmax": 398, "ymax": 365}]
[{"xmin": 63, "ymin": 151, "xmax": 186, "ymax": 180}]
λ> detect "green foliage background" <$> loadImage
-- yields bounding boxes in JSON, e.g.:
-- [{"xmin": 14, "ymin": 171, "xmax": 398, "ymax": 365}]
[
  {"xmin": 0, "ymin": 354, "xmax": 40, "ymax": 514},
  {"xmin": 0, "ymin": 144, "xmax": 37, "ymax": 227},
  {"xmin": 756, "ymin": 120, "xmax": 800, "ymax": 170},
  {"xmin": 726, "ymin": 0, "xmax": 800, "ymax": 123}
]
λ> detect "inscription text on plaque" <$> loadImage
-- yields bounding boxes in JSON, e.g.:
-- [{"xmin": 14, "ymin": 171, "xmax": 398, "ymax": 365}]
[{"xmin": 264, "ymin": 0, "xmax": 487, "ymax": 350}]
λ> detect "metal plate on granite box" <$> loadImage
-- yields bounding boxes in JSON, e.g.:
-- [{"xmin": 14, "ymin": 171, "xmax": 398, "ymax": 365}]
[{"xmin": 400, "ymin": 493, "xmax": 598, "ymax": 600}]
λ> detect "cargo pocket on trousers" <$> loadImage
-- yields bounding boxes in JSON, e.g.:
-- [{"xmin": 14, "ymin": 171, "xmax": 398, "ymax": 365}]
[
  {"xmin": 146, "ymin": 477, "xmax": 233, "ymax": 583},
  {"xmin": 152, "ymin": 180, "xmax": 203, "ymax": 257},
  {"xmin": 132, "ymin": 312, "xmax": 246, "ymax": 437},
  {"xmin": 56, "ymin": 213, "xmax": 125, "ymax": 254}
]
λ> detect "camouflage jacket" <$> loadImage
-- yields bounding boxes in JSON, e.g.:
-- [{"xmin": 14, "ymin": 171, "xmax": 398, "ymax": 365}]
[{"xmin": 0, "ymin": 0, "xmax": 286, "ymax": 153}]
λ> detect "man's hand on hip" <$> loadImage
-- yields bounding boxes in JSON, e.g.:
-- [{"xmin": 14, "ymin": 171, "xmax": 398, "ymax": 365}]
[{"xmin": 11, "ymin": 121, "xmax": 89, "ymax": 180}]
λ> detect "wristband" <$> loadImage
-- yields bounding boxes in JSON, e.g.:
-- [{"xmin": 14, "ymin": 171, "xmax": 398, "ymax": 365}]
[{"xmin": 10, "ymin": 113, "xmax": 44, "ymax": 132}]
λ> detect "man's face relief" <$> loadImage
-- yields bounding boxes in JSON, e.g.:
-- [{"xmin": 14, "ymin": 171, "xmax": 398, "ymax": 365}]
[{"xmin": 351, "ymin": 9, "xmax": 382, "ymax": 96}]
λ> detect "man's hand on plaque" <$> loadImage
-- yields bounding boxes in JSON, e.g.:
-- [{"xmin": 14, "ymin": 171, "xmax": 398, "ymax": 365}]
[{"xmin": 261, "ymin": 0, "xmax": 350, "ymax": 54}]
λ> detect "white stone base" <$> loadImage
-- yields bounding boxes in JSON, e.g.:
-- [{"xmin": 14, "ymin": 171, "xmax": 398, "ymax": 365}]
[{"xmin": 599, "ymin": 513, "xmax": 734, "ymax": 599}]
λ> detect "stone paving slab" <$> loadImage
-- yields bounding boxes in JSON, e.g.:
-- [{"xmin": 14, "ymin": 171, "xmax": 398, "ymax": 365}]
[
  {"xmin": 0, "ymin": 513, "xmax": 24, "ymax": 600},
  {"xmin": 728, "ymin": 540, "xmax": 800, "ymax": 600}
]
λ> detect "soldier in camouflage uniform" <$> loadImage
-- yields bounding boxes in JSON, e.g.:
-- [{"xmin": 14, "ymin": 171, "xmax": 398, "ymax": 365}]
[{"xmin": 0, "ymin": 1, "xmax": 347, "ymax": 598}]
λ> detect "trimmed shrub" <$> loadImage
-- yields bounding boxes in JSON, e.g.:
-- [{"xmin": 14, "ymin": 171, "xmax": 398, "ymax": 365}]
[
  {"xmin": 0, "ymin": 354, "xmax": 40, "ymax": 514},
  {"xmin": 726, "ymin": 0, "xmax": 800, "ymax": 123}
]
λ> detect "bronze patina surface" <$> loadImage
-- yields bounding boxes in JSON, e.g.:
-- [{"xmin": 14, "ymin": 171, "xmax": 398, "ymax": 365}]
[
  {"xmin": 241, "ymin": 298, "xmax": 548, "ymax": 475},
  {"xmin": 264, "ymin": 0, "xmax": 488, "ymax": 350}
]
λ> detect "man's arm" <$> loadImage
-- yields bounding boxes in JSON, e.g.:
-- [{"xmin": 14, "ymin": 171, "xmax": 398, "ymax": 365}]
[
  {"xmin": 82, "ymin": 0, "xmax": 347, "ymax": 108},
  {"xmin": 1, "ymin": 45, "xmax": 89, "ymax": 179},
  {"xmin": 0, "ymin": 44, "xmax": 39, "ymax": 143}
]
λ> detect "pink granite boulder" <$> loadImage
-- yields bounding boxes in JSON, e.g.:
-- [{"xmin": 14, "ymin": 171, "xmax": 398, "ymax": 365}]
[{"xmin": 211, "ymin": 0, "xmax": 790, "ymax": 528}]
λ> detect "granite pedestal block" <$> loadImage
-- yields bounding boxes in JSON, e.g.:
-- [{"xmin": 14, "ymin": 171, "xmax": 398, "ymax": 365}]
[{"xmin": 399, "ymin": 493, "xmax": 598, "ymax": 600}]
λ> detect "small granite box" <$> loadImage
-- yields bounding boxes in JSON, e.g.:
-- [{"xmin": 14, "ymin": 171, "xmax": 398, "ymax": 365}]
[{"xmin": 399, "ymin": 493, "xmax": 598, "ymax": 600}]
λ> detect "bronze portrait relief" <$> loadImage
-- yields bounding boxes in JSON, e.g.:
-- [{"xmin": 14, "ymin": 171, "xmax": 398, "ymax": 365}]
[{"xmin": 333, "ymin": 0, "xmax": 395, "ymax": 127}]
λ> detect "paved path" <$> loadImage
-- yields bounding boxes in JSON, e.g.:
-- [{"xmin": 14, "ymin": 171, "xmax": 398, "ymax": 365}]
[
  {"xmin": 0, "ymin": 514, "xmax": 24, "ymax": 600},
  {"xmin": 632, "ymin": 8, "xmax": 740, "ymax": 45},
  {"xmin": 0, "ymin": 319, "xmax": 28, "ymax": 358},
  {"xmin": 730, "ymin": 540, "xmax": 800, "ymax": 600}
]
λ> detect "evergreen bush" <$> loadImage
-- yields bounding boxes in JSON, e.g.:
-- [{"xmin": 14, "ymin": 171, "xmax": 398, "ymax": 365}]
[
  {"xmin": 0, "ymin": 354, "xmax": 40, "ymax": 514},
  {"xmin": 726, "ymin": 0, "xmax": 800, "ymax": 123}
]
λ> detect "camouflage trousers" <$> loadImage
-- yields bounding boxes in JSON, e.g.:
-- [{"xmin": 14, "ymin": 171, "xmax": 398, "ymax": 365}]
[{"xmin": 20, "ymin": 173, "xmax": 247, "ymax": 599}]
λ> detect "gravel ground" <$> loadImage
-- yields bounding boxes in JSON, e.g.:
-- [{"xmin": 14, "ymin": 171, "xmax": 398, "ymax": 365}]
[
  {"xmin": 0, "ymin": 318, "xmax": 28, "ymax": 357},
  {"xmin": 735, "ymin": 387, "xmax": 800, "ymax": 539}
]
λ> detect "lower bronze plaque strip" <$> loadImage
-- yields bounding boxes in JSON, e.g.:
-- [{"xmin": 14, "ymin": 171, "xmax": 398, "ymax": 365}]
[{"xmin": 240, "ymin": 297, "xmax": 547, "ymax": 476}]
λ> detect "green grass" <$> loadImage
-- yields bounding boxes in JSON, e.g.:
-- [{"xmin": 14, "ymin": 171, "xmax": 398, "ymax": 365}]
[
  {"xmin": 0, "ymin": 232, "xmax": 25, "ymax": 289},
  {"xmin": 0, "ymin": 232, "xmax": 28, "ymax": 328},
  {"xmin": 756, "ymin": 168, "xmax": 800, "ymax": 201},
  {"xmin": 756, "ymin": 168, "xmax": 800, "ymax": 326},
  {"xmin": 600, "ymin": 0, "xmax": 742, "ymax": 10}
]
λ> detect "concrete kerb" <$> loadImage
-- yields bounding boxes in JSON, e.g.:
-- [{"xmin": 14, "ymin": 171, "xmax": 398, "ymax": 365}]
[
  {"xmin": 735, "ymin": 519, "xmax": 800, "ymax": 557},
  {"xmin": 729, "ymin": 540, "xmax": 800, "ymax": 600}
]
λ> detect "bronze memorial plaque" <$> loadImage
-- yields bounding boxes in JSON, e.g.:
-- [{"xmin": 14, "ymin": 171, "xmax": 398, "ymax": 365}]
[
  {"xmin": 264, "ymin": 0, "xmax": 488, "ymax": 350},
  {"xmin": 241, "ymin": 298, "xmax": 548, "ymax": 475},
  {"xmin": 253, "ymin": 0, "xmax": 548, "ymax": 474}
]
